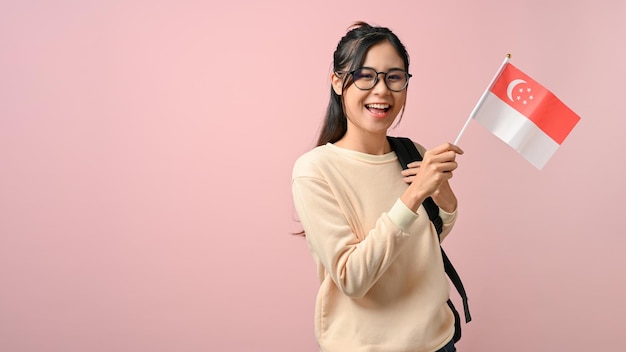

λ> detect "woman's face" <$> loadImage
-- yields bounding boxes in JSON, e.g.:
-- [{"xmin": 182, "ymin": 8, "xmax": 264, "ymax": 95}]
[{"xmin": 332, "ymin": 40, "xmax": 408, "ymax": 140}]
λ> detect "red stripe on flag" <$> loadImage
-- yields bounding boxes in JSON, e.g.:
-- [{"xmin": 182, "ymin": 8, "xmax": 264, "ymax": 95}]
[{"xmin": 490, "ymin": 63, "xmax": 580, "ymax": 144}]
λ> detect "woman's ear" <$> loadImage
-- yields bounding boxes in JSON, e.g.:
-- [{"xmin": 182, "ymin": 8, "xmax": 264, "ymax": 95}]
[{"xmin": 331, "ymin": 72, "xmax": 343, "ymax": 96}]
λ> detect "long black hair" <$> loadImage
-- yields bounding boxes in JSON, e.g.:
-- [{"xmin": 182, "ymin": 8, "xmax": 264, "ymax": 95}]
[{"xmin": 316, "ymin": 22, "xmax": 411, "ymax": 146}]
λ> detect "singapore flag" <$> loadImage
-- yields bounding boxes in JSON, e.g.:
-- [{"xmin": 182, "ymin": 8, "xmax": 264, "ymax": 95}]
[{"xmin": 472, "ymin": 62, "xmax": 580, "ymax": 169}]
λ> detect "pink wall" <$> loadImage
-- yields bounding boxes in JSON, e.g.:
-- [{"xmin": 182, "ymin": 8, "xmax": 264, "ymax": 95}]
[{"xmin": 1, "ymin": 0, "xmax": 624, "ymax": 351}]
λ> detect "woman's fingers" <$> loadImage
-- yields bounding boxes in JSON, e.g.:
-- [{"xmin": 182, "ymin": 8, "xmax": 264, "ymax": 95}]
[
  {"xmin": 401, "ymin": 161, "xmax": 420, "ymax": 183},
  {"xmin": 401, "ymin": 143, "xmax": 462, "ymax": 186},
  {"xmin": 427, "ymin": 142, "xmax": 464, "ymax": 155}
]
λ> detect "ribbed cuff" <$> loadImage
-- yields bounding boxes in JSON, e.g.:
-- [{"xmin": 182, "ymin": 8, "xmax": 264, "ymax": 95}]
[
  {"xmin": 439, "ymin": 207, "xmax": 458, "ymax": 224},
  {"xmin": 388, "ymin": 198, "xmax": 419, "ymax": 233}
]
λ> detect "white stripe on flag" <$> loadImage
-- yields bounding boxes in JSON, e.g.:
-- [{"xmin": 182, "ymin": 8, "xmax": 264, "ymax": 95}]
[{"xmin": 474, "ymin": 93, "xmax": 559, "ymax": 170}]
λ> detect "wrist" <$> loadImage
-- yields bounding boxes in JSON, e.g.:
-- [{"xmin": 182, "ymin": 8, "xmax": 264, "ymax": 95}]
[
  {"xmin": 400, "ymin": 188, "xmax": 427, "ymax": 213},
  {"xmin": 438, "ymin": 203, "xmax": 457, "ymax": 213},
  {"xmin": 432, "ymin": 192, "xmax": 457, "ymax": 213}
]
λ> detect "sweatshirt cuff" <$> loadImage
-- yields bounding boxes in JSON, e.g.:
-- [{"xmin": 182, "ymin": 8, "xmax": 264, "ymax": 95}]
[
  {"xmin": 388, "ymin": 198, "xmax": 419, "ymax": 232},
  {"xmin": 439, "ymin": 207, "xmax": 458, "ymax": 224}
]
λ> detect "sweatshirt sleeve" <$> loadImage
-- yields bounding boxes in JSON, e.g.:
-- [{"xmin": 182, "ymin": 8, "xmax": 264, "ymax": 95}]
[
  {"xmin": 438, "ymin": 207, "xmax": 458, "ymax": 242},
  {"xmin": 292, "ymin": 172, "xmax": 418, "ymax": 298},
  {"xmin": 387, "ymin": 198, "xmax": 420, "ymax": 232}
]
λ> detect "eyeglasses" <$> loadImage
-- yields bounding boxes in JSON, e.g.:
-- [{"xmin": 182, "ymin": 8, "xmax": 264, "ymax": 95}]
[{"xmin": 337, "ymin": 67, "xmax": 412, "ymax": 92}]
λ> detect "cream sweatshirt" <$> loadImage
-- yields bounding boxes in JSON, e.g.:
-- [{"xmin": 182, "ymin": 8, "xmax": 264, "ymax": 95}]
[{"xmin": 292, "ymin": 143, "xmax": 458, "ymax": 352}]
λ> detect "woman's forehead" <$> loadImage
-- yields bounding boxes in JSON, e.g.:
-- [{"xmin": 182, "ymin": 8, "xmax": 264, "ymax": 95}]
[{"xmin": 361, "ymin": 41, "xmax": 405, "ymax": 70}]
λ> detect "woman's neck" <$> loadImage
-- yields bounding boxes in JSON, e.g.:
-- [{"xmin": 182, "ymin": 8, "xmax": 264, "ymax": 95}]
[{"xmin": 334, "ymin": 131, "xmax": 391, "ymax": 155}]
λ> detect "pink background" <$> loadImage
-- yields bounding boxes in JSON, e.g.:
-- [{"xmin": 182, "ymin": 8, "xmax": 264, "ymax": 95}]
[{"xmin": 1, "ymin": 0, "xmax": 624, "ymax": 351}]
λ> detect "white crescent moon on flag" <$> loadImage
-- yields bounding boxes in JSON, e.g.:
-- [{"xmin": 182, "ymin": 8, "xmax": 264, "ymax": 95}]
[{"xmin": 506, "ymin": 79, "xmax": 527, "ymax": 102}]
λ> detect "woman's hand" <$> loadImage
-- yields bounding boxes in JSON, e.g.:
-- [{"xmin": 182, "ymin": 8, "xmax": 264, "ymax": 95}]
[{"xmin": 400, "ymin": 143, "xmax": 463, "ymax": 213}]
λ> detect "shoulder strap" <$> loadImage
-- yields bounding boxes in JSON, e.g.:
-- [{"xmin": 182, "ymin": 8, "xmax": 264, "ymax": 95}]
[{"xmin": 387, "ymin": 136, "xmax": 472, "ymax": 342}]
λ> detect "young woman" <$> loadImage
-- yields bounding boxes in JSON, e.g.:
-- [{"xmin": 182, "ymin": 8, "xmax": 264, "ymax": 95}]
[{"xmin": 292, "ymin": 22, "xmax": 463, "ymax": 352}]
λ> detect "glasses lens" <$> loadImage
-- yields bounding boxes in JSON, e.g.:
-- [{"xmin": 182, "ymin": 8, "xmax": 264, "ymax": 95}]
[
  {"xmin": 385, "ymin": 69, "xmax": 409, "ymax": 91},
  {"xmin": 352, "ymin": 68, "xmax": 377, "ymax": 90}
]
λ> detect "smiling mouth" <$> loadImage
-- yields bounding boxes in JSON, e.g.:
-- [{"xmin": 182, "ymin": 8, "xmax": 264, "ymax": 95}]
[{"xmin": 365, "ymin": 103, "xmax": 391, "ymax": 113}]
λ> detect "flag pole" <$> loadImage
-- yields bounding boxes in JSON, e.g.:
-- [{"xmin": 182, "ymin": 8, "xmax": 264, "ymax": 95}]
[{"xmin": 453, "ymin": 54, "xmax": 511, "ymax": 145}]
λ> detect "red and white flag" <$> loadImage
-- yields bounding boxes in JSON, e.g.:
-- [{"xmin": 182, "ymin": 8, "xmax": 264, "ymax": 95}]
[{"xmin": 461, "ymin": 60, "xmax": 581, "ymax": 169}]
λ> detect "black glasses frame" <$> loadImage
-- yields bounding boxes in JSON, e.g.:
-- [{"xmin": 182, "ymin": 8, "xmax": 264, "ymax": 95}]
[{"xmin": 337, "ymin": 67, "xmax": 412, "ymax": 92}]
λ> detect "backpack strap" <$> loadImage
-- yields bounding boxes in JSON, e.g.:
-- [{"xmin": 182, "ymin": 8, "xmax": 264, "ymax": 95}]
[{"xmin": 387, "ymin": 136, "xmax": 472, "ymax": 342}]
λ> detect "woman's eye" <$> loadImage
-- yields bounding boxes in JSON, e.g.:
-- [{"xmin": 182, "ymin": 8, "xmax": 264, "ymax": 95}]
[
  {"xmin": 353, "ymin": 70, "xmax": 374, "ymax": 80},
  {"xmin": 387, "ymin": 72, "xmax": 405, "ymax": 81}
]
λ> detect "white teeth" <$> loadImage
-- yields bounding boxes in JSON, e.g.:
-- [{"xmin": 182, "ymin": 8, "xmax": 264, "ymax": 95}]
[{"xmin": 366, "ymin": 103, "xmax": 390, "ymax": 109}]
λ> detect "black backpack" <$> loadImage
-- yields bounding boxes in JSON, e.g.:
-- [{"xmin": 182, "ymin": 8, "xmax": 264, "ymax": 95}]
[{"xmin": 387, "ymin": 136, "xmax": 472, "ymax": 343}]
